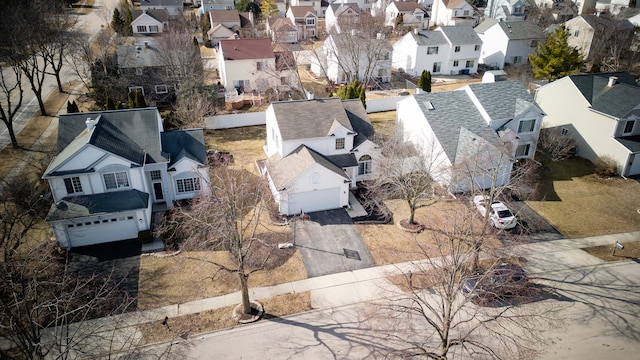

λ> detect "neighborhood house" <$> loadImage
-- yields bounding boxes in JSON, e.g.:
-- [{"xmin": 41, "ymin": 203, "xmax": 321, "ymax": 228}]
[{"xmin": 43, "ymin": 108, "xmax": 208, "ymax": 249}]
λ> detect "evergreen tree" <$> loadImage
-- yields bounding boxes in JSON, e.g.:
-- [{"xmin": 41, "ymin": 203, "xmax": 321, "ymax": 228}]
[
  {"xmin": 236, "ymin": 0, "xmax": 262, "ymax": 18},
  {"xmin": 528, "ymin": 26, "xmax": 583, "ymax": 82},
  {"xmin": 134, "ymin": 89, "xmax": 146, "ymax": 108},
  {"xmin": 105, "ymin": 95, "xmax": 116, "ymax": 110},
  {"xmin": 260, "ymin": 0, "xmax": 278, "ymax": 19},
  {"xmin": 417, "ymin": 70, "xmax": 432, "ymax": 92},
  {"xmin": 336, "ymin": 81, "xmax": 366, "ymax": 109},
  {"xmin": 123, "ymin": 8, "xmax": 133, "ymax": 36},
  {"xmin": 111, "ymin": 8, "xmax": 124, "ymax": 34}
]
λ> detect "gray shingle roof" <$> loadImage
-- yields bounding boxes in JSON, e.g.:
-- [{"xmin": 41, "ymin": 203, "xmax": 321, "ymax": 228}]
[
  {"xmin": 412, "ymin": 92, "xmax": 503, "ymax": 162},
  {"xmin": 46, "ymin": 190, "xmax": 149, "ymax": 222},
  {"xmin": 438, "ymin": 26, "xmax": 481, "ymax": 45},
  {"xmin": 411, "ymin": 30, "xmax": 448, "ymax": 46},
  {"xmin": 271, "ymin": 98, "xmax": 354, "ymax": 141},
  {"xmin": 161, "ymin": 129, "xmax": 207, "ymax": 167},
  {"xmin": 474, "ymin": 18, "xmax": 499, "ymax": 34},
  {"xmin": 132, "ymin": 9, "xmax": 169, "ymax": 23},
  {"xmin": 117, "ymin": 41, "xmax": 163, "ymax": 68},
  {"xmin": 341, "ymin": 99, "xmax": 374, "ymax": 148},
  {"xmin": 464, "ymin": 80, "xmax": 536, "ymax": 120},
  {"xmin": 568, "ymin": 72, "xmax": 640, "ymax": 118},
  {"xmin": 497, "ymin": 21, "xmax": 545, "ymax": 40},
  {"xmin": 46, "ymin": 108, "xmax": 167, "ymax": 176},
  {"xmin": 266, "ymin": 145, "xmax": 349, "ymax": 190}
]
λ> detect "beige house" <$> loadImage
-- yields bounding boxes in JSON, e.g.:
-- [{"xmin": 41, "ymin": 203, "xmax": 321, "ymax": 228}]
[
  {"xmin": 535, "ymin": 72, "xmax": 640, "ymax": 177},
  {"xmin": 564, "ymin": 15, "xmax": 634, "ymax": 60}
]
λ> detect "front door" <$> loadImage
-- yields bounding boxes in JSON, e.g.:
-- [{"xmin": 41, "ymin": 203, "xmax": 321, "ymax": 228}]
[{"xmin": 153, "ymin": 182, "xmax": 164, "ymax": 201}]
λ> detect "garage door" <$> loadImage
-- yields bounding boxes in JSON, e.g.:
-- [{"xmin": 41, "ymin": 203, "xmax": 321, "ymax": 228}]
[
  {"xmin": 66, "ymin": 213, "xmax": 140, "ymax": 248},
  {"xmin": 287, "ymin": 188, "xmax": 342, "ymax": 215}
]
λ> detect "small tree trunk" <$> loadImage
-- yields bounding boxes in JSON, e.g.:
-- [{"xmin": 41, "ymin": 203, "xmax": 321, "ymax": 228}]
[{"xmin": 239, "ymin": 272, "xmax": 251, "ymax": 314}]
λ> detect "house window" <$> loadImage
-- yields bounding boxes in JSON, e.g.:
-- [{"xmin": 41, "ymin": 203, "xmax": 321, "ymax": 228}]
[
  {"xmin": 463, "ymin": 10, "xmax": 470, "ymax": 15},
  {"xmin": 561, "ymin": 127, "xmax": 569, "ymax": 136},
  {"xmin": 624, "ymin": 120, "xmax": 635, "ymax": 134},
  {"xmin": 475, "ymin": 44, "xmax": 480, "ymax": 51},
  {"xmin": 256, "ymin": 62, "xmax": 263, "ymax": 71},
  {"xmin": 135, "ymin": 68, "xmax": 143, "ymax": 76},
  {"xmin": 155, "ymin": 85, "xmax": 168, "ymax": 94},
  {"xmin": 64, "ymin": 177, "xmax": 82, "ymax": 194},
  {"xmin": 433, "ymin": 62, "xmax": 441, "ymax": 73},
  {"xmin": 335, "ymin": 137, "xmax": 345, "ymax": 150},
  {"xmin": 103, "ymin": 171, "xmax": 130, "ymax": 190},
  {"xmin": 137, "ymin": 25, "xmax": 147, "ymax": 33},
  {"xmin": 306, "ymin": 17, "xmax": 315, "ymax": 26},
  {"xmin": 465, "ymin": 60, "xmax": 474, "ymax": 67},
  {"xmin": 233, "ymin": 80, "xmax": 250, "ymax": 89},
  {"xmin": 453, "ymin": 60, "xmax": 459, "ymax": 67},
  {"xmin": 454, "ymin": 46, "xmax": 461, "ymax": 52},
  {"xmin": 512, "ymin": 56, "xmax": 522, "ymax": 64},
  {"xmin": 149, "ymin": 25, "xmax": 159, "ymax": 33},
  {"xmin": 176, "ymin": 178, "xmax": 201, "ymax": 193},
  {"xmin": 516, "ymin": 144, "xmax": 531, "ymax": 158},
  {"xmin": 518, "ymin": 119, "xmax": 536, "ymax": 133},
  {"xmin": 150, "ymin": 170, "xmax": 162, "ymax": 180},
  {"xmin": 427, "ymin": 46, "xmax": 439, "ymax": 55},
  {"xmin": 573, "ymin": 30, "xmax": 579, "ymax": 37},
  {"xmin": 358, "ymin": 155, "xmax": 372, "ymax": 175}
]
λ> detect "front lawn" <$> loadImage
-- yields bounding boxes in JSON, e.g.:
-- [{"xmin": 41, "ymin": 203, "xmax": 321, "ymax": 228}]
[{"xmin": 526, "ymin": 157, "xmax": 640, "ymax": 238}]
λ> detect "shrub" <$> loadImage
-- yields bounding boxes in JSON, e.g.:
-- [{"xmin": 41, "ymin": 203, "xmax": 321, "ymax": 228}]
[
  {"xmin": 138, "ymin": 230, "xmax": 153, "ymax": 244},
  {"xmin": 593, "ymin": 155, "xmax": 619, "ymax": 178}
]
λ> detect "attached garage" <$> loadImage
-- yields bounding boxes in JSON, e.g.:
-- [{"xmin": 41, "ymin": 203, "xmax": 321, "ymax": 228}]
[
  {"xmin": 286, "ymin": 187, "xmax": 342, "ymax": 215},
  {"xmin": 64, "ymin": 213, "xmax": 140, "ymax": 248}
]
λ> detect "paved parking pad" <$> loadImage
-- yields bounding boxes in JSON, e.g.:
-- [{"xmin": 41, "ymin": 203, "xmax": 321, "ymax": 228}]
[{"xmin": 293, "ymin": 209, "xmax": 375, "ymax": 277}]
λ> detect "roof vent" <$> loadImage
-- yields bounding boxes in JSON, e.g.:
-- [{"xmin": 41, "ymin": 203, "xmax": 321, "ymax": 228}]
[
  {"xmin": 607, "ymin": 76, "xmax": 618, "ymax": 87},
  {"xmin": 85, "ymin": 117, "xmax": 95, "ymax": 130},
  {"xmin": 414, "ymin": 28, "xmax": 419, "ymax": 35},
  {"xmin": 426, "ymin": 101, "xmax": 435, "ymax": 110}
]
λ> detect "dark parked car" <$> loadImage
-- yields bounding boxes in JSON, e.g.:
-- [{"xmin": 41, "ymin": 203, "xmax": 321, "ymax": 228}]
[{"xmin": 462, "ymin": 263, "xmax": 527, "ymax": 304}]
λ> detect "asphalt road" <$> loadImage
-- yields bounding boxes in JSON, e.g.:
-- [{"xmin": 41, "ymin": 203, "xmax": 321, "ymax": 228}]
[{"xmin": 150, "ymin": 259, "xmax": 640, "ymax": 359}]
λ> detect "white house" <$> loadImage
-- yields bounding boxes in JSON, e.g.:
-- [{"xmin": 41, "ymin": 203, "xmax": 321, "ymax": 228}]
[
  {"xmin": 384, "ymin": 1, "xmax": 429, "ymax": 30},
  {"xmin": 43, "ymin": 108, "xmax": 209, "ymax": 248},
  {"xmin": 218, "ymin": 38, "xmax": 278, "ymax": 92},
  {"xmin": 535, "ymin": 72, "xmax": 640, "ymax": 177},
  {"xmin": 260, "ymin": 98, "xmax": 379, "ymax": 215},
  {"xmin": 290, "ymin": 0, "xmax": 324, "ymax": 18},
  {"xmin": 140, "ymin": 0, "xmax": 184, "ymax": 17},
  {"xmin": 310, "ymin": 31, "xmax": 392, "ymax": 85},
  {"xmin": 431, "ymin": 0, "xmax": 477, "ymax": 27},
  {"xmin": 198, "ymin": 0, "xmax": 236, "ymax": 16},
  {"xmin": 595, "ymin": 0, "xmax": 634, "ymax": 15},
  {"xmin": 325, "ymin": 3, "xmax": 361, "ymax": 34},
  {"xmin": 131, "ymin": 9, "xmax": 169, "ymax": 35},
  {"xmin": 287, "ymin": 6, "xmax": 319, "ymax": 40},
  {"xmin": 564, "ymin": 15, "xmax": 634, "ymax": 60},
  {"xmin": 475, "ymin": 19, "xmax": 545, "ymax": 69},
  {"xmin": 392, "ymin": 26, "xmax": 482, "ymax": 76},
  {"xmin": 484, "ymin": 0, "xmax": 526, "ymax": 21},
  {"xmin": 267, "ymin": 17, "xmax": 299, "ymax": 44},
  {"xmin": 397, "ymin": 80, "xmax": 544, "ymax": 192}
]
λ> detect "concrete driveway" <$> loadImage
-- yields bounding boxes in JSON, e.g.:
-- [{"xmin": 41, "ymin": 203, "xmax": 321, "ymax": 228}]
[{"xmin": 293, "ymin": 209, "xmax": 375, "ymax": 277}]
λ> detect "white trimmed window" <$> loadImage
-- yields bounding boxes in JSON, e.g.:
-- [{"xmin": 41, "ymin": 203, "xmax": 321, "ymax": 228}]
[
  {"xmin": 427, "ymin": 46, "xmax": 438, "ymax": 55},
  {"xmin": 64, "ymin": 177, "xmax": 83, "ymax": 194},
  {"xmin": 466, "ymin": 60, "xmax": 474, "ymax": 67},
  {"xmin": 176, "ymin": 178, "xmax": 201, "ymax": 193},
  {"xmin": 306, "ymin": 17, "xmax": 315, "ymax": 26},
  {"xmin": 137, "ymin": 25, "xmax": 147, "ymax": 33},
  {"xmin": 454, "ymin": 46, "xmax": 461, "ymax": 52},
  {"xmin": 129, "ymin": 86, "xmax": 144, "ymax": 95},
  {"xmin": 516, "ymin": 143, "xmax": 531, "ymax": 158},
  {"xmin": 335, "ymin": 137, "xmax": 345, "ymax": 150},
  {"xmin": 358, "ymin": 155, "xmax": 372, "ymax": 175},
  {"xmin": 453, "ymin": 60, "xmax": 459, "ymax": 67},
  {"xmin": 623, "ymin": 120, "xmax": 635, "ymax": 134},
  {"xmin": 475, "ymin": 44, "xmax": 480, "ymax": 51},
  {"xmin": 150, "ymin": 170, "xmax": 162, "ymax": 180},
  {"xmin": 103, "ymin": 171, "xmax": 130, "ymax": 190},
  {"xmin": 518, "ymin": 119, "xmax": 536, "ymax": 133},
  {"xmin": 149, "ymin": 25, "xmax": 159, "ymax": 32},
  {"xmin": 155, "ymin": 85, "xmax": 168, "ymax": 94}
]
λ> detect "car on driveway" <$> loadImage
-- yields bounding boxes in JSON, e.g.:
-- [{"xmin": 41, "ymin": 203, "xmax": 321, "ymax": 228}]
[
  {"xmin": 473, "ymin": 195, "xmax": 517, "ymax": 229},
  {"xmin": 461, "ymin": 263, "xmax": 528, "ymax": 304}
]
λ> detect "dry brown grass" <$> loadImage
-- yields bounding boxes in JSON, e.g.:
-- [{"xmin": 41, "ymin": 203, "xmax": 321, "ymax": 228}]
[
  {"xmin": 582, "ymin": 241, "xmax": 640, "ymax": 262},
  {"xmin": 138, "ymin": 292, "xmax": 311, "ymax": 345},
  {"xmin": 205, "ymin": 126, "xmax": 267, "ymax": 173},
  {"xmin": 357, "ymin": 199, "xmax": 501, "ymax": 266},
  {"xmin": 368, "ymin": 111, "xmax": 396, "ymax": 138}
]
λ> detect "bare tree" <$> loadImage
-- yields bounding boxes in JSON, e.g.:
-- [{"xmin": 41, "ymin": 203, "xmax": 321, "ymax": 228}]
[
  {"xmin": 0, "ymin": 59, "xmax": 24, "ymax": 148},
  {"xmin": 537, "ymin": 127, "xmax": 577, "ymax": 161},
  {"xmin": 370, "ymin": 209, "xmax": 555, "ymax": 359},
  {"xmin": 41, "ymin": 2, "xmax": 78, "ymax": 93},
  {"xmin": 160, "ymin": 167, "xmax": 277, "ymax": 316},
  {"xmin": 172, "ymin": 90, "xmax": 215, "ymax": 129}
]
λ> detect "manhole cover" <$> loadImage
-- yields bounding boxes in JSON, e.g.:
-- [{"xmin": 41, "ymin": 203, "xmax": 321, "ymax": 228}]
[{"xmin": 343, "ymin": 248, "xmax": 361, "ymax": 260}]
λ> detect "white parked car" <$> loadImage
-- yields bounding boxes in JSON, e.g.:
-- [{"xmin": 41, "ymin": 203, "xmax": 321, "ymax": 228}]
[{"xmin": 473, "ymin": 195, "xmax": 517, "ymax": 229}]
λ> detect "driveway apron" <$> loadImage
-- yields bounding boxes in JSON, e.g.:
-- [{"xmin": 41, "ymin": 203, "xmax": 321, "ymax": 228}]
[{"xmin": 293, "ymin": 209, "xmax": 375, "ymax": 277}]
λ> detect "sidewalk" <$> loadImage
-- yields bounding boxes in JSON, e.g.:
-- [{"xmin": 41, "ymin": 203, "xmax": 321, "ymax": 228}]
[{"xmin": 93, "ymin": 230, "xmax": 640, "ymax": 332}]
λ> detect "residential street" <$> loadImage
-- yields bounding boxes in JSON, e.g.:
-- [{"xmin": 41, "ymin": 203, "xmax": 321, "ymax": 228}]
[{"xmin": 134, "ymin": 234, "xmax": 640, "ymax": 360}]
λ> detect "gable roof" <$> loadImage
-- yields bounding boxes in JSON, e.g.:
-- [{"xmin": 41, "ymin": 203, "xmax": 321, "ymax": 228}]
[
  {"xmin": 410, "ymin": 30, "xmax": 448, "ymax": 46},
  {"xmin": 269, "ymin": 17, "xmax": 297, "ymax": 32},
  {"xmin": 411, "ymin": 92, "xmax": 503, "ymax": 162},
  {"xmin": 209, "ymin": 9, "xmax": 240, "ymax": 23},
  {"xmin": 266, "ymin": 145, "xmax": 349, "ymax": 190},
  {"xmin": 442, "ymin": 0, "xmax": 470, "ymax": 9},
  {"xmin": 566, "ymin": 72, "xmax": 640, "ymax": 119},
  {"xmin": 394, "ymin": 1, "xmax": 427, "ymax": 12},
  {"xmin": 208, "ymin": 23, "xmax": 236, "ymax": 37},
  {"xmin": 495, "ymin": 20, "xmax": 545, "ymax": 40},
  {"xmin": 271, "ymin": 98, "xmax": 354, "ymax": 141},
  {"xmin": 46, "ymin": 108, "xmax": 166, "ymax": 176},
  {"xmin": 141, "ymin": 0, "xmax": 181, "ymax": 6},
  {"xmin": 438, "ymin": 26, "xmax": 481, "ymax": 45},
  {"xmin": 342, "ymin": 99, "xmax": 374, "ymax": 148},
  {"xmin": 474, "ymin": 18, "xmax": 499, "ymax": 34},
  {"xmin": 289, "ymin": 5, "xmax": 316, "ymax": 18},
  {"xmin": 132, "ymin": 9, "xmax": 169, "ymax": 23},
  {"xmin": 161, "ymin": 129, "xmax": 207, "ymax": 167},
  {"xmin": 464, "ymin": 80, "xmax": 537, "ymax": 120},
  {"xmin": 117, "ymin": 40, "xmax": 162, "ymax": 68},
  {"xmin": 46, "ymin": 189, "xmax": 150, "ymax": 222},
  {"xmin": 219, "ymin": 38, "xmax": 275, "ymax": 60}
]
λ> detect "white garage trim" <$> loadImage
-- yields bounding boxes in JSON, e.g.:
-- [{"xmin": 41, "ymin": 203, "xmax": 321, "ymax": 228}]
[
  {"xmin": 286, "ymin": 188, "xmax": 342, "ymax": 215},
  {"xmin": 64, "ymin": 212, "xmax": 139, "ymax": 248}
]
